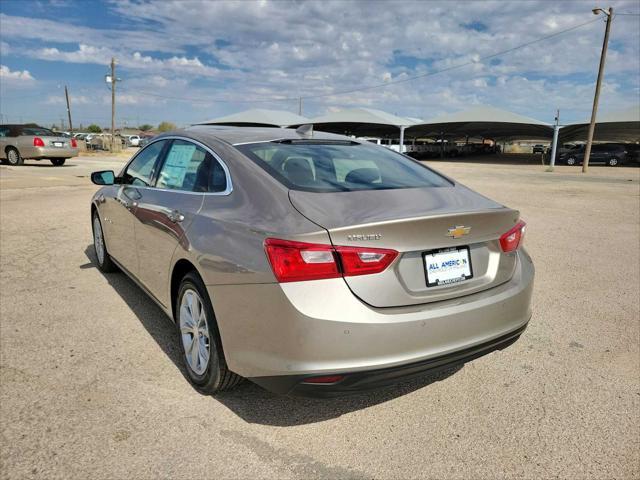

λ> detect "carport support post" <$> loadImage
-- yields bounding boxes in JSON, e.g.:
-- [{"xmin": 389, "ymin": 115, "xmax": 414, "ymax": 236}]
[
  {"xmin": 548, "ymin": 110, "xmax": 560, "ymax": 171},
  {"xmin": 399, "ymin": 125, "xmax": 405, "ymax": 154},
  {"xmin": 583, "ymin": 6, "xmax": 613, "ymax": 173}
]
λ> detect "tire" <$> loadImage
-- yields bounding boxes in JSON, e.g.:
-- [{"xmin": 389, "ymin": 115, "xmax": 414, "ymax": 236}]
[
  {"xmin": 92, "ymin": 211, "xmax": 117, "ymax": 273},
  {"xmin": 566, "ymin": 156, "xmax": 577, "ymax": 166},
  {"xmin": 6, "ymin": 147, "xmax": 23, "ymax": 166},
  {"xmin": 176, "ymin": 272, "xmax": 242, "ymax": 394},
  {"xmin": 50, "ymin": 158, "xmax": 66, "ymax": 166},
  {"xmin": 607, "ymin": 157, "xmax": 619, "ymax": 167}
]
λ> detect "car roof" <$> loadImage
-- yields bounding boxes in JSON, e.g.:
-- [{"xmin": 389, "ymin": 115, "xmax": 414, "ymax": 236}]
[{"xmin": 178, "ymin": 125, "xmax": 359, "ymax": 146}]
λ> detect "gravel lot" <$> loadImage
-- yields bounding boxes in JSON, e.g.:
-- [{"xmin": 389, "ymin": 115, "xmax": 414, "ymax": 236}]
[{"xmin": 1, "ymin": 154, "xmax": 638, "ymax": 479}]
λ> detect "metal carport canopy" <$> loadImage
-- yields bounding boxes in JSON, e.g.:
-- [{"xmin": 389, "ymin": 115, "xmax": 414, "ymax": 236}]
[
  {"xmin": 197, "ymin": 109, "xmax": 310, "ymax": 128},
  {"xmin": 291, "ymin": 108, "xmax": 416, "ymax": 137},
  {"xmin": 406, "ymin": 105, "xmax": 553, "ymax": 141},
  {"xmin": 558, "ymin": 105, "xmax": 640, "ymax": 143}
]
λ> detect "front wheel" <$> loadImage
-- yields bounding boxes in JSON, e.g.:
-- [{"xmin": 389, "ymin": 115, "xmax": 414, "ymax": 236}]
[
  {"xmin": 92, "ymin": 212, "xmax": 117, "ymax": 272},
  {"xmin": 50, "ymin": 158, "xmax": 66, "ymax": 166},
  {"xmin": 6, "ymin": 148, "xmax": 23, "ymax": 166},
  {"xmin": 566, "ymin": 157, "xmax": 577, "ymax": 166},
  {"xmin": 176, "ymin": 272, "xmax": 242, "ymax": 394},
  {"xmin": 607, "ymin": 157, "xmax": 619, "ymax": 167}
]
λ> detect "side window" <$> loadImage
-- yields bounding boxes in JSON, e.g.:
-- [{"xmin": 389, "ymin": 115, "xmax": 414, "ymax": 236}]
[
  {"xmin": 156, "ymin": 140, "xmax": 227, "ymax": 193},
  {"xmin": 122, "ymin": 140, "xmax": 166, "ymax": 186},
  {"xmin": 0, "ymin": 127, "xmax": 9, "ymax": 138}
]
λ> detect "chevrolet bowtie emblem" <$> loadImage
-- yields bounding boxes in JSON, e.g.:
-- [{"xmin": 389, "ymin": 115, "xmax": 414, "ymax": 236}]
[{"xmin": 447, "ymin": 226, "xmax": 471, "ymax": 238}]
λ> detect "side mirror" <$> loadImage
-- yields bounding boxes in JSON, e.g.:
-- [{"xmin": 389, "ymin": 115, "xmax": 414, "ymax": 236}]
[{"xmin": 91, "ymin": 170, "xmax": 116, "ymax": 185}]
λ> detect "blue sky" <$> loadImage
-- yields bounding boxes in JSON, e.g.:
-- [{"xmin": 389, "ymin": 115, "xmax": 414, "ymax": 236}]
[{"xmin": 0, "ymin": 0, "xmax": 639, "ymax": 129}]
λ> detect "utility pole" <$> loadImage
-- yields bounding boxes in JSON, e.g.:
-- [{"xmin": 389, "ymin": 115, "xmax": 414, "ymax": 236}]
[
  {"xmin": 110, "ymin": 57, "xmax": 116, "ymax": 153},
  {"xmin": 298, "ymin": 97, "xmax": 303, "ymax": 116},
  {"xmin": 64, "ymin": 85, "xmax": 73, "ymax": 135},
  {"xmin": 548, "ymin": 109, "xmax": 560, "ymax": 171},
  {"xmin": 583, "ymin": 7, "xmax": 613, "ymax": 173}
]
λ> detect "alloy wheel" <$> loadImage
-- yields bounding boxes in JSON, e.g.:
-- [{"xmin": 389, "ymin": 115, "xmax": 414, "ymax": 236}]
[
  {"xmin": 93, "ymin": 216, "xmax": 105, "ymax": 265},
  {"xmin": 7, "ymin": 150, "xmax": 19, "ymax": 165},
  {"xmin": 179, "ymin": 289, "xmax": 210, "ymax": 375}
]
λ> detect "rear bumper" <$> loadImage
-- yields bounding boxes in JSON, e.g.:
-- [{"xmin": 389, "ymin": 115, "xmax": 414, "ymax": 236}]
[
  {"xmin": 208, "ymin": 249, "xmax": 534, "ymax": 393},
  {"xmin": 251, "ymin": 322, "xmax": 528, "ymax": 397},
  {"xmin": 21, "ymin": 146, "xmax": 79, "ymax": 159}
]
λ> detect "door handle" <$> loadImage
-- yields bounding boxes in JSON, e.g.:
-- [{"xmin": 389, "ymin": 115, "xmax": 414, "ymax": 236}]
[{"xmin": 167, "ymin": 210, "xmax": 185, "ymax": 223}]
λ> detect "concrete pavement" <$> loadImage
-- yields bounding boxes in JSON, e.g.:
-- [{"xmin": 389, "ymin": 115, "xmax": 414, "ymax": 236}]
[{"xmin": 1, "ymin": 156, "xmax": 638, "ymax": 479}]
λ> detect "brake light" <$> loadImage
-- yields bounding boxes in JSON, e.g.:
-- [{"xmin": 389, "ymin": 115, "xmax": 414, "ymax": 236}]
[
  {"xmin": 33, "ymin": 137, "xmax": 45, "ymax": 147},
  {"xmin": 71, "ymin": 138, "xmax": 78, "ymax": 148},
  {"xmin": 499, "ymin": 221, "xmax": 526, "ymax": 252},
  {"xmin": 264, "ymin": 239, "xmax": 340, "ymax": 283},
  {"xmin": 264, "ymin": 238, "xmax": 398, "ymax": 282},
  {"xmin": 335, "ymin": 245, "xmax": 398, "ymax": 277}
]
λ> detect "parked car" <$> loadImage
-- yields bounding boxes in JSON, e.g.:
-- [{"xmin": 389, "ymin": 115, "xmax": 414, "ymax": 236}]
[
  {"xmin": 0, "ymin": 124, "xmax": 79, "ymax": 166},
  {"xmin": 532, "ymin": 144, "xmax": 545, "ymax": 154},
  {"xmin": 560, "ymin": 143, "xmax": 631, "ymax": 166},
  {"xmin": 90, "ymin": 126, "xmax": 534, "ymax": 397},
  {"xmin": 125, "ymin": 135, "xmax": 141, "ymax": 147},
  {"xmin": 137, "ymin": 135, "xmax": 153, "ymax": 147}
]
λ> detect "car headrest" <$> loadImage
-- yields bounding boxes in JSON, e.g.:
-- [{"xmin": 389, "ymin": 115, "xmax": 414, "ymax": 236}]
[
  {"xmin": 344, "ymin": 167, "xmax": 380, "ymax": 185},
  {"xmin": 283, "ymin": 157, "xmax": 315, "ymax": 186}
]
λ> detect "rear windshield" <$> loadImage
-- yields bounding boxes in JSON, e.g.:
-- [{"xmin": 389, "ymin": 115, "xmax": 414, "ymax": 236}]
[
  {"xmin": 21, "ymin": 127, "xmax": 56, "ymax": 136},
  {"xmin": 236, "ymin": 141, "xmax": 451, "ymax": 192}
]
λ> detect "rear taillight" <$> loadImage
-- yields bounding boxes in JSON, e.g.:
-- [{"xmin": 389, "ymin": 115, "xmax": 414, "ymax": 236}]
[
  {"xmin": 71, "ymin": 138, "xmax": 78, "ymax": 148},
  {"xmin": 264, "ymin": 238, "xmax": 398, "ymax": 283},
  {"xmin": 33, "ymin": 137, "xmax": 45, "ymax": 147},
  {"xmin": 335, "ymin": 245, "xmax": 398, "ymax": 277},
  {"xmin": 499, "ymin": 220, "xmax": 526, "ymax": 253},
  {"xmin": 264, "ymin": 239, "xmax": 340, "ymax": 283}
]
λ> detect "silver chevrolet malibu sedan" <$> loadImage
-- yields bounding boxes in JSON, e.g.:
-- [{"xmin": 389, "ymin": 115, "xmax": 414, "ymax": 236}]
[{"xmin": 90, "ymin": 126, "xmax": 534, "ymax": 397}]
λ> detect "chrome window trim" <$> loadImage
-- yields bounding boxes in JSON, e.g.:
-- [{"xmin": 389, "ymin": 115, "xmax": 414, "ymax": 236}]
[{"xmin": 120, "ymin": 135, "xmax": 233, "ymax": 196}]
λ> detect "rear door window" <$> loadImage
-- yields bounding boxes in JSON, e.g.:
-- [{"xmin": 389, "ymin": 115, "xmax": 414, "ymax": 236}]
[
  {"xmin": 237, "ymin": 141, "xmax": 451, "ymax": 192},
  {"xmin": 155, "ymin": 140, "xmax": 227, "ymax": 193}
]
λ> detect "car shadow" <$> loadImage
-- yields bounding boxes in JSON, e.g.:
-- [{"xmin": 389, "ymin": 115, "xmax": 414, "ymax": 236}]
[{"xmin": 83, "ymin": 245, "xmax": 463, "ymax": 426}]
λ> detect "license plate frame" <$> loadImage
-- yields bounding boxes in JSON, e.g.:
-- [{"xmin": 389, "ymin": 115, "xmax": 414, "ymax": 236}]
[{"xmin": 423, "ymin": 246, "xmax": 473, "ymax": 287}]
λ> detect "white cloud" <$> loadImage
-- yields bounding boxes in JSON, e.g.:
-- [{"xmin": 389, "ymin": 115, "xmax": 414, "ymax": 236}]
[
  {"xmin": 0, "ymin": 64, "xmax": 35, "ymax": 83},
  {"xmin": 0, "ymin": 0, "xmax": 638, "ymax": 124}
]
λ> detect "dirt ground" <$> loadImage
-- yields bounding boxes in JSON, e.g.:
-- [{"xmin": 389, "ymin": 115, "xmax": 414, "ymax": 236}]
[{"xmin": 1, "ymin": 154, "xmax": 638, "ymax": 479}]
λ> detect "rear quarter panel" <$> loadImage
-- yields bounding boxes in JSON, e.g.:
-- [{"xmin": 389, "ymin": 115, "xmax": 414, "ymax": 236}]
[{"xmin": 169, "ymin": 137, "xmax": 331, "ymax": 287}]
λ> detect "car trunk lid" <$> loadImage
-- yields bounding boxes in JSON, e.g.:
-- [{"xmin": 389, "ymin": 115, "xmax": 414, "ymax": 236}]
[{"xmin": 289, "ymin": 184, "xmax": 521, "ymax": 307}]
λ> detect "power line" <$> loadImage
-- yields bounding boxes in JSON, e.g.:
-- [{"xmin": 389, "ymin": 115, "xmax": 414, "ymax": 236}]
[{"xmin": 124, "ymin": 15, "xmax": 603, "ymax": 104}]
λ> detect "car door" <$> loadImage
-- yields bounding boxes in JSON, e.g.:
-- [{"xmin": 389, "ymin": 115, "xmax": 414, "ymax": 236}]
[
  {"xmin": 0, "ymin": 127, "xmax": 9, "ymax": 158},
  {"xmin": 104, "ymin": 140, "xmax": 169, "ymax": 275},
  {"xmin": 590, "ymin": 144, "xmax": 607, "ymax": 164},
  {"xmin": 133, "ymin": 138, "xmax": 230, "ymax": 306}
]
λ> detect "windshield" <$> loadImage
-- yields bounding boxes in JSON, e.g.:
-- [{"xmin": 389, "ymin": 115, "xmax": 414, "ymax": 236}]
[{"xmin": 236, "ymin": 141, "xmax": 451, "ymax": 192}]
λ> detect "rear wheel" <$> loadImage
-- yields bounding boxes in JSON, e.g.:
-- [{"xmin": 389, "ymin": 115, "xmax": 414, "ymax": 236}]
[
  {"xmin": 92, "ymin": 212, "xmax": 117, "ymax": 272},
  {"xmin": 6, "ymin": 148, "xmax": 23, "ymax": 166},
  {"xmin": 50, "ymin": 158, "xmax": 66, "ymax": 166},
  {"xmin": 566, "ymin": 156, "xmax": 577, "ymax": 166},
  {"xmin": 176, "ymin": 272, "xmax": 242, "ymax": 394},
  {"xmin": 607, "ymin": 157, "xmax": 619, "ymax": 167}
]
